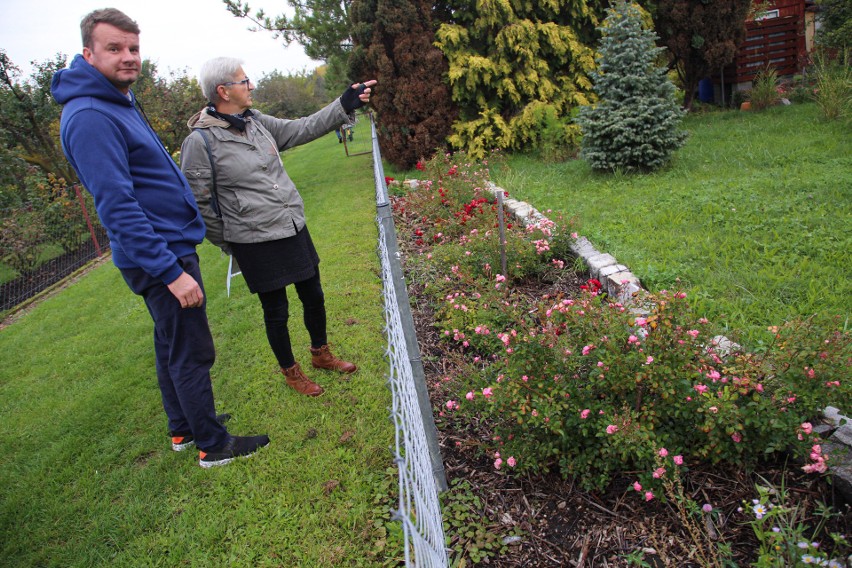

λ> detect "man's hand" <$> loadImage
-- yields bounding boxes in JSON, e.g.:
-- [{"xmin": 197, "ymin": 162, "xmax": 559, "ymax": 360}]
[{"xmin": 167, "ymin": 272, "xmax": 204, "ymax": 308}]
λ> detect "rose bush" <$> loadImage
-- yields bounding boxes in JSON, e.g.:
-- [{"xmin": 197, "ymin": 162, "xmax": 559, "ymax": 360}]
[{"xmin": 393, "ymin": 151, "xmax": 851, "ymax": 497}]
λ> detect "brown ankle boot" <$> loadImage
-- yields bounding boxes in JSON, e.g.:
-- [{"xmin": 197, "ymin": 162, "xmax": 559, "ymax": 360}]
[
  {"xmin": 282, "ymin": 363, "xmax": 324, "ymax": 397},
  {"xmin": 310, "ymin": 344, "xmax": 357, "ymax": 374}
]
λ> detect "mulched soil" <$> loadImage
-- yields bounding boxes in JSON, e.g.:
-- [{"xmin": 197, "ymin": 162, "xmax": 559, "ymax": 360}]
[{"xmin": 403, "ymin": 259, "xmax": 852, "ymax": 567}]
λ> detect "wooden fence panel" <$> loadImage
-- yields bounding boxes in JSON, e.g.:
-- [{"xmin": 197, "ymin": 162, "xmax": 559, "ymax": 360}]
[{"xmin": 724, "ymin": 16, "xmax": 805, "ymax": 84}]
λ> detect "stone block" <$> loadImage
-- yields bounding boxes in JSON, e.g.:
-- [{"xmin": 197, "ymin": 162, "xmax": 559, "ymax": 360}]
[
  {"xmin": 823, "ymin": 440, "xmax": 852, "ymax": 504},
  {"xmin": 599, "ymin": 264, "xmax": 629, "ymax": 283},
  {"xmin": 509, "ymin": 202, "xmax": 533, "ymax": 220},
  {"xmin": 586, "ymin": 253, "xmax": 617, "ymax": 280},
  {"xmin": 709, "ymin": 335, "xmax": 741, "ymax": 357},
  {"xmin": 832, "ymin": 424, "xmax": 852, "ymax": 447},
  {"xmin": 606, "ymin": 272, "xmax": 643, "ymax": 304},
  {"xmin": 824, "ymin": 406, "xmax": 851, "ymax": 428},
  {"xmin": 570, "ymin": 238, "xmax": 599, "ymax": 260}
]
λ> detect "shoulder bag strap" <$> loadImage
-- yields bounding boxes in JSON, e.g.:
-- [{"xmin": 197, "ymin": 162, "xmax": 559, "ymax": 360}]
[{"xmin": 191, "ymin": 128, "xmax": 222, "ymax": 219}]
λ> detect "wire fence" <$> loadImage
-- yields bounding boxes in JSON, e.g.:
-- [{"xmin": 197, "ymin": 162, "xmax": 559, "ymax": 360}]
[
  {"xmin": 371, "ymin": 115, "xmax": 451, "ymax": 567},
  {"xmin": 0, "ymin": 185, "xmax": 108, "ymax": 314}
]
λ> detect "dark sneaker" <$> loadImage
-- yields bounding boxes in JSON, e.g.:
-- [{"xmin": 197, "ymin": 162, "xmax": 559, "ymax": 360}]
[
  {"xmin": 199, "ymin": 435, "xmax": 270, "ymax": 468},
  {"xmin": 169, "ymin": 413, "xmax": 232, "ymax": 451}
]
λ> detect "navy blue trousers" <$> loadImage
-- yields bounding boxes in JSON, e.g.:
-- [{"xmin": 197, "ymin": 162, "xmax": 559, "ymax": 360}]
[{"xmin": 120, "ymin": 253, "xmax": 229, "ymax": 451}]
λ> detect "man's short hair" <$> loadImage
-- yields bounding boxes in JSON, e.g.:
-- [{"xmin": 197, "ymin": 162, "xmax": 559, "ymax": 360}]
[
  {"xmin": 200, "ymin": 57, "xmax": 244, "ymax": 104},
  {"xmin": 81, "ymin": 8, "xmax": 140, "ymax": 49}
]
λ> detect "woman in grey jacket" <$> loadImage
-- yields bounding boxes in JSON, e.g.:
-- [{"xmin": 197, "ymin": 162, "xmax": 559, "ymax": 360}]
[{"xmin": 180, "ymin": 57, "xmax": 375, "ymax": 397}]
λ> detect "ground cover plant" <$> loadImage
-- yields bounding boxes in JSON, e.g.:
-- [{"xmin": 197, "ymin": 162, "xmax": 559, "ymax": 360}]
[
  {"xmin": 0, "ymin": 132, "xmax": 402, "ymax": 566},
  {"xmin": 390, "ymin": 138, "xmax": 851, "ymax": 566}
]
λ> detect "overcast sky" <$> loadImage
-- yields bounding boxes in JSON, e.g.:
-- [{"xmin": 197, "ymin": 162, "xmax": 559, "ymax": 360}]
[{"xmin": 1, "ymin": 0, "xmax": 321, "ymax": 81}]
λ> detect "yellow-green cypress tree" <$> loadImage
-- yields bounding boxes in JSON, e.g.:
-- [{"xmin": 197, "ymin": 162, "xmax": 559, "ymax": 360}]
[{"xmin": 434, "ymin": 0, "xmax": 602, "ymax": 159}]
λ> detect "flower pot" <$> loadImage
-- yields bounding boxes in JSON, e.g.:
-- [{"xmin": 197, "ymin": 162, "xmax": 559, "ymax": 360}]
[{"xmin": 740, "ymin": 101, "xmax": 752, "ymax": 111}]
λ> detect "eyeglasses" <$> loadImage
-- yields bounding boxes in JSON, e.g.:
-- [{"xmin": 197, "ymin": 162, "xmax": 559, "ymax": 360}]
[{"xmin": 220, "ymin": 78, "xmax": 251, "ymax": 88}]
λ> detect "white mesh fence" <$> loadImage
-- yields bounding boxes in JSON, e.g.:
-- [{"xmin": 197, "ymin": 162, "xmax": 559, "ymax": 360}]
[{"xmin": 370, "ymin": 115, "xmax": 450, "ymax": 568}]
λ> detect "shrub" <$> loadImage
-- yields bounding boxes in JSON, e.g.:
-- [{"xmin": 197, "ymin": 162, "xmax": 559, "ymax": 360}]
[
  {"xmin": 749, "ymin": 66, "xmax": 781, "ymax": 111},
  {"xmin": 577, "ymin": 1, "xmax": 687, "ymax": 171},
  {"xmin": 0, "ymin": 209, "xmax": 48, "ymax": 273},
  {"xmin": 394, "ymin": 151, "xmax": 851, "ymax": 499},
  {"xmin": 812, "ymin": 49, "xmax": 852, "ymax": 122}
]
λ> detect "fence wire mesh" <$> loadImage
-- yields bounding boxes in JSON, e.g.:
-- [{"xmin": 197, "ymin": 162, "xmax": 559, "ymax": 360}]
[
  {"xmin": 1, "ymin": 185, "xmax": 108, "ymax": 313},
  {"xmin": 370, "ymin": 115, "xmax": 450, "ymax": 568}
]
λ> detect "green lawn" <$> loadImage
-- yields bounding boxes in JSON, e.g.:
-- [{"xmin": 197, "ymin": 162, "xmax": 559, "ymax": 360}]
[
  {"xmin": 0, "ymin": 132, "xmax": 399, "ymax": 566},
  {"xmin": 490, "ymin": 103, "xmax": 851, "ymax": 345}
]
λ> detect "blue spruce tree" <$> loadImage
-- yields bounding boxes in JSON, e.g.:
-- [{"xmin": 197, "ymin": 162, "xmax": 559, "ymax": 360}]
[{"xmin": 577, "ymin": 2, "xmax": 687, "ymax": 171}]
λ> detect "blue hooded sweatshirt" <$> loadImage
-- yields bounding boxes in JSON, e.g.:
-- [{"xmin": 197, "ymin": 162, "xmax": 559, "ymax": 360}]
[{"xmin": 51, "ymin": 54, "xmax": 205, "ymax": 285}]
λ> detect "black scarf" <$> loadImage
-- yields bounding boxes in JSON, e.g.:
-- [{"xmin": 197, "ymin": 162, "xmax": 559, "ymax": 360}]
[{"xmin": 206, "ymin": 104, "xmax": 253, "ymax": 131}]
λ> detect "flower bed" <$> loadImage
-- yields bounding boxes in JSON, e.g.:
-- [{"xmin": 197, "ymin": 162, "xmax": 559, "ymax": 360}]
[{"xmin": 391, "ymin": 151, "xmax": 852, "ymax": 566}]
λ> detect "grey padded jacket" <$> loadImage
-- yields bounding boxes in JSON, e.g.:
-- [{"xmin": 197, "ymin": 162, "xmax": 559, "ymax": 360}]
[{"xmin": 180, "ymin": 99, "xmax": 351, "ymax": 253}]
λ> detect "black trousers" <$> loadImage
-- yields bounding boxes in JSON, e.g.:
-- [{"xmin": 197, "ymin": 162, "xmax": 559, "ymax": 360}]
[
  {"xmin": 257, "ymin": 270, "xmax": 327, "ymax": 369},
  {"xmin": 120, "ymin": 253, "xmax": 229, "ymax": 451}
]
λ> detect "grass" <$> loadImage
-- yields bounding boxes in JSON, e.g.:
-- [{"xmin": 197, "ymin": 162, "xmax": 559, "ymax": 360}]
[
  {"xmin": 488, "ymin": 103, "xmax": 851, "ymax": 346},
  {"xmin": 0, "ymin": 132, "xmax": 400, "ymax": 566},
  {"xmin": 2, "ymin": 101, "xmax": 849, "ymax": 566}
]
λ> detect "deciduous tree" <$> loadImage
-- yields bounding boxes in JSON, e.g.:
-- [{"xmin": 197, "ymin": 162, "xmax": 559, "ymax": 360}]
[
  {"xmin": 815, "ymin": 0, "xmax": 852, "ymax": 51},
  {"xmin": 0, "ymin": 51, "xmax": 75, "ymax": 185},
  {"xmin": 650, "ymin": 0, "xmax": 752, "ymax": 110},
  {"xmin": 133, "ymin": 61, "xmax": 206, "ymax": 155},
  {"xmin": 252, "ymin": 69, "xmax": 329, "ymax": 118}
]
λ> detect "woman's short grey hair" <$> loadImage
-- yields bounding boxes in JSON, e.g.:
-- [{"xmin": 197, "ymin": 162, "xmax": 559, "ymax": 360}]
[{"xmin": 199, "ymin": 57, "xmax": 244, "ymax": 104}]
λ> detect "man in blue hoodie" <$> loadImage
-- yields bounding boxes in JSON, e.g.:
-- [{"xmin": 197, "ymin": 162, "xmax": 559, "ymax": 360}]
[{"xmin": 51, "ymin": 8, "xmax": 269, "ymax": 468}]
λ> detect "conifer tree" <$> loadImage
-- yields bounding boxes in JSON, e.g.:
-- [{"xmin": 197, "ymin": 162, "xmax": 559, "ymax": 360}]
[
  {"xmin": 349, "ymin": 0, "xmax": 457, "ymax": 169},
  {"xmin": 576, "ymin": 1, "xmax": 686, "ymax": 171},
  {"xmin": 434, "ymin": 0, "xmax": 601, "ymax": 159}
]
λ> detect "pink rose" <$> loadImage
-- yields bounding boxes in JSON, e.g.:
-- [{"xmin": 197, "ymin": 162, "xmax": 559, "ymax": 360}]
[{"xmin": 606, "ymin": 424, "xmax": 618, "ymax": 435}]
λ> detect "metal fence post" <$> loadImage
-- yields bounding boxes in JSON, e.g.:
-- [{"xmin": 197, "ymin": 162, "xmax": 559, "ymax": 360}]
[{"xmin": 74, "ymin": 184, "xmax": 102, "ymax": 257}]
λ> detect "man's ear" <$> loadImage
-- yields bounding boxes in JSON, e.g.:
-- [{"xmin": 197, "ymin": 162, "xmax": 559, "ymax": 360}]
[{"xmin": 82, "ymin": 47, "xmax": 93, "ymax": 63}]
